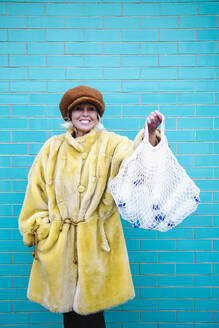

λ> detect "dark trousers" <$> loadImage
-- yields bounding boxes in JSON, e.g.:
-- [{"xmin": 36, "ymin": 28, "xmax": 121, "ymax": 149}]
[{"xmin": 63, "ymin": 310, "xmax": 106, "ymax": 328}]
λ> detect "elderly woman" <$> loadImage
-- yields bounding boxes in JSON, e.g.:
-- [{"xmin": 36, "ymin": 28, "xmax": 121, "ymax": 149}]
[{"xmin": 19, "ymin": 86, "xmax": 162, "ymax": 328}]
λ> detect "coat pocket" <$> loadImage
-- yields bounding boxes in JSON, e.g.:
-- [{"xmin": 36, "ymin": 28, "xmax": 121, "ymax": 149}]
[{"xmin": 37, "ymin": 221, "xmax": 61, "ymax": 252}]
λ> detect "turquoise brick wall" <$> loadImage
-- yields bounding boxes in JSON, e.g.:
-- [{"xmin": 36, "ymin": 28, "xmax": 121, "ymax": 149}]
[{"xmin": 0, "ymin": 0, "xmax": 218, "ymax": 327}]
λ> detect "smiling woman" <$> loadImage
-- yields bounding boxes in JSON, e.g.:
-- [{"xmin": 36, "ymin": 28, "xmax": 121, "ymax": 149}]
[
  {"xmin": 19, "ymin": 85, "xmax": 162, "ymax": 328},
  {"xmin": 70, "ymin": 102, "xmax": 99, "ymax": 137}
]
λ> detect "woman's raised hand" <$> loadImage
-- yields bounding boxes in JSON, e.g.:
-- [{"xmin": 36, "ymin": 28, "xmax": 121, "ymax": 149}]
[{"xmin": 145, "ymin": 110, "xmax": 163, "ymax": 146}]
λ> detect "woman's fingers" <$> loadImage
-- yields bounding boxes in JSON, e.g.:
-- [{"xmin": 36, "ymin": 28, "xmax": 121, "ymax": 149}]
[{"xmin": 146, "ymin": 111, "xmax": 162, "ymax": 133}]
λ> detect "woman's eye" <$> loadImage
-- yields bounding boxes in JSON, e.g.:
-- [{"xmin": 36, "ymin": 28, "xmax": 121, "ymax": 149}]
[
  {"xmin": 75, "ymin": 106, "xmax": 82, "ymax": 111},
  {"xmin": 88, "ymin": 107, "xmax": 95, "ymax": 111}
]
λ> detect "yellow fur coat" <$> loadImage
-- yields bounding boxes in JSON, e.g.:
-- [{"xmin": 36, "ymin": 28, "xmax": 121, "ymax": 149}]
[{"xmin": 19, "ymin": 127, "xmax": 149, "ymax": 314}]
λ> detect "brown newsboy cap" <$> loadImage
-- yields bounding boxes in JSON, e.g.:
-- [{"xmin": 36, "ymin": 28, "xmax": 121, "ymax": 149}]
[{"xmin": 59, "ymin": 85, "xmax": 105, "ymax": 120}]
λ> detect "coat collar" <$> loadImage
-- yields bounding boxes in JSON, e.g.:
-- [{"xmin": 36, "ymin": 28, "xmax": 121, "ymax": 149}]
[{"xmin": 65, "ymin": 127, "xmax": 101, "ymax": 152}]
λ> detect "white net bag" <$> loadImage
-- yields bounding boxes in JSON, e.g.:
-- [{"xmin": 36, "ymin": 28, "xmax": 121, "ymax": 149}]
[{"xmin": 110, "ymin": 115, "xmax": 200, "ymax": 232}]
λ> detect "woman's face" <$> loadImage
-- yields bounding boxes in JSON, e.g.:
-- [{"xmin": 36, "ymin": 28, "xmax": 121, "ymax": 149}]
[{"xmin": 70, "ymin": 102, "xmax": 99, "ymax": 137}]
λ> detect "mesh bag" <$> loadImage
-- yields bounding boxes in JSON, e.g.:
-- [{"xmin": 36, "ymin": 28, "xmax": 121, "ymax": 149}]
[{"xmin": 110, "ymin": 116, "xmax": 200, "ymax": 232}]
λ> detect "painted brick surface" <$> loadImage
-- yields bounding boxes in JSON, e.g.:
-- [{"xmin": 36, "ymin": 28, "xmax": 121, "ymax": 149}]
[{"xmin": 0, "ymin": 0, "xmax": 218, "ymax": 327}]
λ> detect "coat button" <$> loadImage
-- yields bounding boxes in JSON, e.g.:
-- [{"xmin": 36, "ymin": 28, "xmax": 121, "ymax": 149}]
[
  {"xmin": 78, "ymin": 185, "xmax": 85, "ymax": 193},
  {"xmin": 81, "ymin": 152, "xmax": 87, "ymax": 160}
]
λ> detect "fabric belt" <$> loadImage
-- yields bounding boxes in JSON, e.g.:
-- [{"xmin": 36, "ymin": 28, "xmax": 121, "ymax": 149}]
[{"xmin": 59, "ymin": 218, "xmax": 85, "ymax": 264}]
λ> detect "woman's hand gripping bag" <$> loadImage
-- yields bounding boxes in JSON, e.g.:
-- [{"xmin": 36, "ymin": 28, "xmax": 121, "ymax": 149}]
[{"xmin": 110, "ymin": 115, "xmax": 200, "ymax": 232}]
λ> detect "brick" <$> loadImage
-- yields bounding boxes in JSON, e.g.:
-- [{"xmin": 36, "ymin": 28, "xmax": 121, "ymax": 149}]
[
  {"xmin": 160, "ymin": 105, "xmax": 195, "ymax": 117},
  {"xmin": 178, "ymin": 117, "xmax": 213, "ymax": 129},
  {"xmin": 29, "ymin": 94, "xmax": 61, "ymax": 105},
  {"xmin": 199, "ymin": 2, "xmax": 219, "ymax": 15},
  {"xmin": 160, "ymin": 30, "xmax": 196, "ymax": 41},
  {"xmin": 195, "ymin": 155, "xmax": 219, "ymax": 166},
  {"xmin": 160, "ymin": 3, "xmax": 197, "ymax": 15},
  {"xmin": 177, "ymin": 311, "xmax": 212, "ymax": 323},
  {"xmin": 179, "ymin": 42, "xmax": 215, "ymax": 54},
  {"xmin": 0, "ymin": 17, "xmax": 27, "ymax": 29},
  {"xmin": 196, "ymin": 299, "xmax": 219, "ymax": 310},
  {"xmin": 126, "ymin": 240, "xmax": 140, "ymax": 251},
  {"xmin": 85, "ymin": 56, "xmax": 120, "ymax": 67},
  {"xmin": 122, "ymin": 55, "xmax": 157, "ymax": 67},
  {"xmin": 196, "ymin": 180, "xmax": 218, "ymax": 191},
  {"xmin": 166, "ymin": 131, "xmax": 195, "ymax": 142},
  {"xmin": 29, "ymin": 118, "xmax": 62, "ymax": 129},
  {"xmin": 123, "ymin": 4, "xmax": 158, "ymax": 16},
  {"xmin": 142, "ymin": 17, "xmax": 178, "ymax": 29},
  {"xmin": 0, "ymin": 205, "xmax": 12, "ymax": 216},
  {"xmin": 140, "ymin": 264, "xmax": 174, "ymax": 274},
  {"xmin": 140, "ymin": 287, "xmax": 175, "ymax": 298},
  {"xmin": 0, "ymin": 277, "xmax": 12, "ymax": 288},
  {"xmin": 0, "ymin": 313, "xmax": 30, "ymax": 325},
  {"xmin": 67, "ymin": 68, "xmax": 102, "ymax": 80},
  {"xmin": 159, "ymin": 252, "xmax": 194, "ymax": 263},
  {"xmin": 0, "ymin": 118, "xmax": 27, "ymax": 129},
  {"xmin": 28, "ymin": 42, "xmax": 64, "ymax": 55},
  {"xmin": 178, "ymin": 67, "xmax": 214, "ymax": 79},
  {"xmin": 48, "ymin": 81, "xmax": 83, "ymax": 93},
  {"xmin": 29, "ymin": 143, "xmax": 43, "ymax": 155},
  {"xmin": 197, "ymin": 81, "xmax": 219, "ymax": 92},
  {"xmin": 141, "ymin": 42, "xmax": 177, "ymax": 55},
  {"xmin": 129, "ymin": 251, "xmax": 157, "ymax": 263},
  {"xmin": 124, "ymin": 323, "xmax": 156, "ymax": 328},
  {"xmin": 67, "ymin": 17, "xmax": 102, "ymax": 29},
  {"xmin": 123, "ymin": 81, "xmax": 158, "ymax": 92},
  {"xmin": 177, "ymin": 240, "xmax": 211, "ymax": 251},
  {"xmin": 215, "ymin": 119, "xmax": 219, "ymax": 128},
  {"xmin": 104, "ymin": 17, "xmax": 139, "ymax": 29},
  {"xmin": 141, "ymin": 68, "xmax": 177, "ymax": 79},
  {"xmin": 176, "ymin": 154, "xmax": 195, "ymax": 166},
  {"xmin": 179, "ymin": 93, "xmax": 214, "ymax": 104},
  {"xmin": 84, "ymin": 4, "xmax": 121, "ymax": 16},
  {"xmin": 0, "ymin": 3, "xmax": 6, "ymax": 15},
  {"xmin": 122, "ymin": 30, "xmax": 158, "ymax": 42},
  {"xmin": 8, "ymin": 30, "xmax": 45, "ymax": 42},
  {"xmin": 0, "ymin": 30, "xmax": 7, "ymax": 41},
  {"xmin": 0, "ymin": 253, "xmax": 12, "ymax": 264},
  {"xmin": 0, "ymin": 193, "xmax": 24, "ymax": 204},
  {"xmin": 105, "ymin": 311, "xmax": 139, "ymax": 323},
  {"xmin": 141, "ymin": 311, "xmax": 176, "ymax": 322},
  {"xmin": 12, "ymin": 276, "xmax": 29, "ymax": 288},
  {"xmin": 158, "ymin": 275, "xmax": 193, "ymax": 287},
  {"xmin": 0, "ymin": 168, "xmax": 28, "ymax": 179},
  {"xmin": 158, "ymin": 228, "xmax": 193, "ymax": 239},
  {"xmin": 66, "ymin": 43, "xmax": 102, "ymax": 55},
  {"xmin": 13, "ymin": 300, "xmax": 47, "ymax": 312},
  {"xmin": 11, "ymin": 81, "xmax": 47, "ymax": 92},
  {"xmin": 7, "ymin": 3, "xmax": 44, "ymax": 15},
  {"xmin": 216, "ymin": 94, "xmax": 219, "ymax": 104},
  {"xmin": 158, "ymin": 299, "xmax": 193, "ymax": 310},
  {"xmin": 197, "ymin": 130, "xmax": 219, "ymax": 142},
  {"xmin": 198, "ymin": 29, "xmax": 219, "ymax": 41},
  {"xmin": 0, "ymin": 56, "xmax": 8, "ymax": 67},
  {"xmin": 186, "ymin": 167, "xmax": 213, "ymax": 179},
  {"xmin": 104, "ymin": 68, "xmax": 140, "ymax": 79},
  {"xmin": 213, "ymin": 264, "xmax": 219, "ymax": 274},
  {"xmin": 13, "ymin": 181, "xmax": 27, "ymax": 192},
  {"xmin": 179, "ymin": 16, "xmax": 216, "ymax": 28},
  {"xmin": 12, "ymin": 131, "xmax": 48, "ymax": 143},
  {"xmin": 10, "ymin": 55, "xmax": 46, "ymax": 67},
  {"xmin": 47, "ymin": 30, "xmax": 83, "ymax": 42},
  {"xmin": 176, "ymin": 263, "xmax": 211, "ymax": 274},
  {"xmin": 122, "ymin": 298, "xmax": 156, "ymax": 310},
  {"xmin": 0, "ymin": 42, "xmax": 26, "ymax": 55},
  {"xmin": 141, "ymin": 93, "xmax": 177, "ymax": 104},
  {"xmin": 0, "ymin": 264, "xmax": 29, "ymax": 275},
  {"xmin": 0, "ymin": 181, "xmax": 11, "ymax": 192},
  {"xmin": 133, "ymin": 275, "xmax": 156, "ymax": 287},
  {"xmin": 160, "ymin": 81, "xmax": 195, "ymax": 92},
  {"xmin": 176, "ymin": 287, "xmax": 211, "ymax": 298},
  {"xmin": 47, "ymin": 55, "xmax": 83, "ymax": 67},
  {"xmin": 11, "ymin": 106, "xmax": 47, "ymax": 118},
  {"xmin": 85, "ymin": 30, "xmax": 120, "ymax": 42},
  {"xmin": 46, "ymin": 3, "xmax": 82, "ymax": 16},
  {"xmin": 0, "ymin": 94, "xmax": 28, "ymax": 105},
  {"xmin": 141, "ymin": 240, "xmax": 176, "ymax": 251},
  {"xmin": 196, "ymin": 203, "xmax": 219, "ymax": 215},
  {"xmin": 122, "ymin": 105, "xmax": 157, "ymax": 117},
  {"xmin": 124, "ymin": 227, "xmax": 156, "ymax": 239},
  {"xmin": 195, "ymin": 227, "xmax": 219, "ymax": 239},
  {"xmin": 29, "ymin": 17, "xmax": 65, "ymax": 28},
  {"xmin": 86, "ymin": 81, "xmax": 121, "ymax": 92},
  {"xmin": 104, "ymin": 94, "xmax": 140, "ymax": 105},
  {"xmin": 0, "ymin": 68, "xmax": 27, "ymax": 79},
  {"xmin": 197, "ymin": 55, "xmax": 219, "ymax": 66},
  {"xmin": 29, "ymin": 68, "xmax": 65, "ymax": 79},
  {"xmin": 0, "ymin": 240, "xmax": 28, "ymax": 252},
  {"xmin": 213, "ymin": 288, "xmax": 219, "ymax": 298}
]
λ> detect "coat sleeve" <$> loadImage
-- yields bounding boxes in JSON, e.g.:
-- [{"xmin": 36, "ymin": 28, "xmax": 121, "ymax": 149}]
[{"xmin": 19, "ymin": 146, "xmax": 50, "ymax": 247}]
